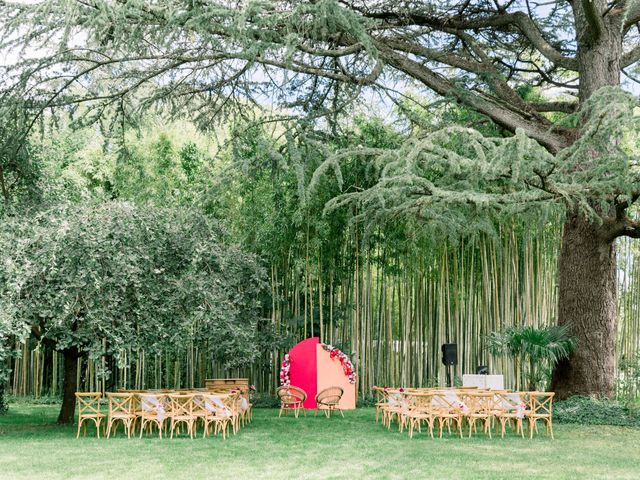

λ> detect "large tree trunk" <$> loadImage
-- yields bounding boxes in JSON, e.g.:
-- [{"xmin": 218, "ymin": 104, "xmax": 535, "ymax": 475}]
[
  {"xmin": 550, "ymin": 213, "xmax": 617, "ymax": 398},
  {"xmin": 549, "ymin": 5, "xmax": 623, "ymax": 398},
  {"xmin": 57, "ymin": 347, "xmax": 80, "ymax": 424}
]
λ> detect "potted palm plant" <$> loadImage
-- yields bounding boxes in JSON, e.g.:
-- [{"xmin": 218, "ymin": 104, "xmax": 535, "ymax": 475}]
[{"xmin": 486, "ymin": 324, "xmax": 576, "ymax": 391}]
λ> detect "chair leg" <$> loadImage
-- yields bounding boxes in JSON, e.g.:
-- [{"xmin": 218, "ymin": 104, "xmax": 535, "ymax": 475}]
[{"xmin": 76, "ymin": 418, "xmax": 83, "ymax": 439}]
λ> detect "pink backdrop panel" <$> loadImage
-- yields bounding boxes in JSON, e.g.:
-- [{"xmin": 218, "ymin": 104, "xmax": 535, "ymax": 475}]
[
  {"xmin": 288, "ymin": 337, "xmax": 319, "ymax": 409},
  {"xmin": 316, "ymin": 345, "xmax": 356, "ymax": 409}
]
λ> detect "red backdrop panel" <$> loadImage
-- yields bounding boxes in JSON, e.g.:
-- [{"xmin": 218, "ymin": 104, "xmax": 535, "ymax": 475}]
[{"xmin": 288, "ymin": 337, "xmax": 319, "ymax": 409}]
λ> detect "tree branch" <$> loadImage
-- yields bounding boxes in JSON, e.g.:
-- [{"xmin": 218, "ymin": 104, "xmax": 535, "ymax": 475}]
[
  {"xmin": 527, "ymin": 101, "xmax": 579, "ymax": 113},
  {"xmin": 580, "ymin": 0, "xmax": 604, "ymax": 44},
  {"xmin": 622, "ymin": 42, "xmax": 640, "ymax": 67},
  {"xmin": 380, "ymin": 48, "xmax": 570, "ymax": 153},
  {"xmin": 623, "ymin": 0, "xmax": 640, "ymax": 29},
  {"xmin": 613, "ymin": 217, "xmax": 640, "ymax": 238},
  {"xmin": 359, "ymin": 8, "xmax": 578, "ymax": 70}
]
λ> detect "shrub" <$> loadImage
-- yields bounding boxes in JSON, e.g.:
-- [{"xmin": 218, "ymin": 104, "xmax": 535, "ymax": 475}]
[
  {"xmin": 554, "ymin": 396, "xmax": 640, "ymax": 427},
  {"xmin": 250, "ymin": 393, "xmax": 281, "ymax": 409}
]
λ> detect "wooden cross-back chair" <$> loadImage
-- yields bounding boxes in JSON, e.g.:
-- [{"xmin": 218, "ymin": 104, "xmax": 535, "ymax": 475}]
[
  {"xmin": 277, "ymin": 385, "xmax": 307, "ymax": 418},
  {"xmin": 372, "ymin": 386, "xmax": 389, "ymax": 424},
  {"xmin": 237, "ymin": 388, "xmax": 252, "ymax": 426},
  {"xmin": 494, "ymin": 392, "xmax": 528, "ymax": 438},
  {"xmin": 315, "ymin": 387, "xmax": 344, "ymax": 418},
  {"xmin": 138, "ymin": 393, "xmax": 167, "ymax": 439},
  {"xmin": 430, "ymin": 391, "xmax": 465, "ymax": 438},
  {"xmin": 382, "ymin": 390, "xmax": 406, "ymax": 430},
  {"xmin": 527, "ymin": 391, "xmax": 555, "ymax": 439},
  {"xmin": 167, "ymin": 393, "xmax": 197, "ymax": 439},
  {"xmin": 75, "ymin": 392, "xmax": 105, "ymax": 438},
  {"xmin": 202, "ymin": 394, "xmax": 232, "ymax": 439},
  {"xmin": 463, "ymin": 391, "xmax": 496, "ymax": 438},
  {"xmin": 405, "ymin": 392, "xmax": 435, "ymax": 439},
  {"xmin": 106, "ymin": 393, "xmax": 135, "ymax": 439},
  {"xmin": 229, "ymin": 391, "xmax": 245, "ymax": 433}
]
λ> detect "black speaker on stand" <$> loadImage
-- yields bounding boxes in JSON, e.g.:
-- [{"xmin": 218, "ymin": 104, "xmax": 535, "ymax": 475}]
[{"xmin": 441, "ymin": 343, "xmax": 457, "ymax": 388}]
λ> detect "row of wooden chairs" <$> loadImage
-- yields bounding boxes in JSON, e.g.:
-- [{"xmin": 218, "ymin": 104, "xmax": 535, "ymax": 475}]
[
  {"xmin": 373, "ymin": 386, "xmax": 554, "ymax": 439},
  {"xmin": 75, "ymin": 388, "xmax": 252, "ymax": 440}
]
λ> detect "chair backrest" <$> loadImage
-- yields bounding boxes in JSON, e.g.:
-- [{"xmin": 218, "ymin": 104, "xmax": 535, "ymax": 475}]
[
  {"xmin": 203, "ymin": 394, "xmax": 232, "ymax": 417},
  {"xmin": 496, "ymin": 392, "xmax": 526, "ymax": 410},
  {"xmin": 315, "ymin": 387, "xmax": 343, "ymax": 405},
  {"xmin": 411, "ymin": 392, "xmax": 434, "ymax": 412},
  {"xmin": 528, "ymin": 391, "xmax": 554, "ymax": 416},
  {"xmin": 225, "ymin": 392, "xmax": 241, "ymax": 412},
  {"xmin": 140, "ymin": 393, "xmax": 164, "ymax": 411},
  {"xmin": 107, "ymin": 393, "xmax": 134, "ymax": 416},
  {"xmin": 431, "ymin": 391, "xmax": 468, "ymax": 413},
  {"xmin": 462, "ymin": 392, "xmax": 495, "ymax": 414},
  {"xmin": 277, "ymin": 385, "xmax": 307, "ymax": 404},
  {"xmin": 168, "ymin": 393, "xmax": 196, "ymax": 417},
  {"xmin": 75, "ymin": 392, "xmax": 102, "ymax": 417},
  {"xmin": 372, "ymin": 386, "xmax": 388, "ymax": 404}
]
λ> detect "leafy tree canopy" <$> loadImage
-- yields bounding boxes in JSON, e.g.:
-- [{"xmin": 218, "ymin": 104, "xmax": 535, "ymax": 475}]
[{"xmin": 0, "ymin": 201, "xmax": 268, "ymax": 368}]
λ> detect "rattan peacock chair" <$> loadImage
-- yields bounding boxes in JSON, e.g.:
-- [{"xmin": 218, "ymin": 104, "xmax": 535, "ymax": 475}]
[
  {"xmin": 276, "ymin": 385, "xmax": 307, "ymax": 418},
  {"xmin": 315, "ymin": 387, "xmax": 344, "ymax": 418}
]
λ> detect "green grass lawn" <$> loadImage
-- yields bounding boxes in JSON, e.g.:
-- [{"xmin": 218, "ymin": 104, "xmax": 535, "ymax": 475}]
[{"xmin": 1, "ymin": 404, "xmax": 639, "ymax": 480}]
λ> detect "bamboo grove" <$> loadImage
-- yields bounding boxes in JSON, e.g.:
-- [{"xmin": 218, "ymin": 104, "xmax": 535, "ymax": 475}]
[{"xmin": 8, "ymin": 225, "xmax": 640, "ymax": 400}]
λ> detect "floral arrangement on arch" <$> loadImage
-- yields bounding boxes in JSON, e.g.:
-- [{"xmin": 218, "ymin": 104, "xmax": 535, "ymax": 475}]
[
  {"xmin": 321, "ymin": 344, "xmax": 357, "ymax": 384},
  {"xmin": 279, "ymin": 353, "xmax": 291, "ymax": 386}
]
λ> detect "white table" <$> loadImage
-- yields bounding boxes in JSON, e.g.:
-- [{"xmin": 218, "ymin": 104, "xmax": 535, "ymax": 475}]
[{"xmin": 462, "ymin": 374, "xmax": 504, "ymax": 390}]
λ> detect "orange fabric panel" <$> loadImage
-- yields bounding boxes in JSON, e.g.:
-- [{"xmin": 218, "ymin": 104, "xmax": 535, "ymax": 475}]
[{"xmin": 316, "ymin": 345, "xmax": 356, "ymax": 409}]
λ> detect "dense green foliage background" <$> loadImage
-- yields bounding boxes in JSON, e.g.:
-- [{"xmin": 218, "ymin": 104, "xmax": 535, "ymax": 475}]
[{"xmin": 1, "ymin": 92, "xmax": 639, "ymax": 409}]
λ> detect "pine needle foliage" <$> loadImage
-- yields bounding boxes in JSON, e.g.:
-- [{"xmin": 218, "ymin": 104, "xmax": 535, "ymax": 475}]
[{"xmin": 313, "ymin": 87, "xmax": 640, "ymax": 239}]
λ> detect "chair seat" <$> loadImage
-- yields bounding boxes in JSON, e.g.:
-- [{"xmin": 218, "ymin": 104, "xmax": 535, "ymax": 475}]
[
  {"xmin": 496, "ymin": 411, "xmax": 529, "ymax": 418},
  {"xmin": 171, "ymin": 414, "xmax": 194, "ymax": 421},
  {"xmin": 80, "ymin": 413, "xmax": 105, "ymax": 418},
  {"xmin": 110, "ymin": 412, "xmax": 134, "ymax": 419},
  {"xmin": 407, "ymin": 411, "xmax": 432, "ymax": 419},
  {"xmin": 139, "ymin": 412, "xmax": 164, "ymax": 419},
  {"xmin": 385, "ymin": 406, "xmax": 404, "ymax": 413}
]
